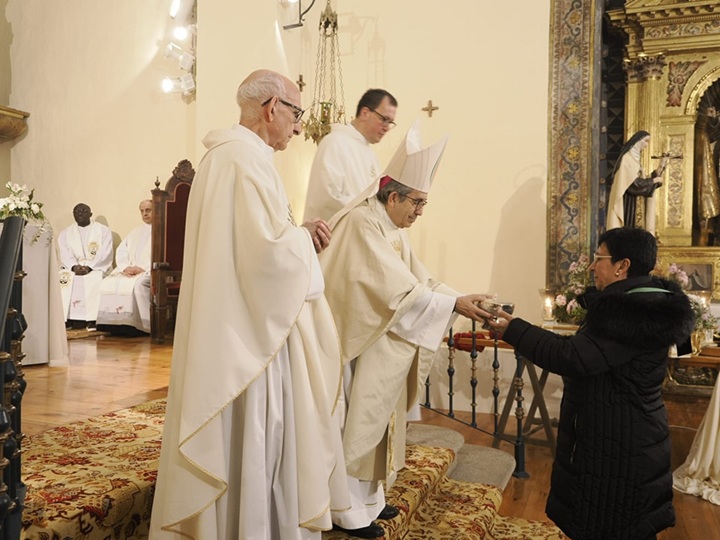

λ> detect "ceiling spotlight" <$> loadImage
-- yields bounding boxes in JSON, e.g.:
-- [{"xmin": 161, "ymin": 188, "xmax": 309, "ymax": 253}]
[
  {"xmin": 162, "ymin": 74, "xmax": 195, "ymax": 95},
  {"xmin": 172, "ymin": 24, "xmax": 196, "ymax": 41},
  {"xmin": 169, "ymin": 0, "xmax": 196, "ymax": 22},
  {"xmin": 165, "ymin": 43, "xmax": 195, "ymax": 72},
  {"xmin": 169, "ymin": 0, "xmax": 182, "ymax": 18}
]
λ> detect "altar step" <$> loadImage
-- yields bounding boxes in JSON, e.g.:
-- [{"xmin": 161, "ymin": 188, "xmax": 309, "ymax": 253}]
[{"xmin": 323, "ymin": 424, "xmax": 565, "ymax": 540}]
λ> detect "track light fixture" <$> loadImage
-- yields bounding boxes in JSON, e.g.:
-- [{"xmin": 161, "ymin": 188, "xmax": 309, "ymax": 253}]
[
  {"xmin": 161, "ymin": 74, "xmax": 195, "ymax": 96},
  {"xmin": 161, "ymin": 0, "xmax": 196, "ymax": 101},
  {"xmin": 165, "ymin": 43, "xmax": 195, "ymax": 72}
]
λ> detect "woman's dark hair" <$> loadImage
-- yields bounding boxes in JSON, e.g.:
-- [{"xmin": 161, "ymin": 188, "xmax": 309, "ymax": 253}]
[{"xmin": 598, "ymin": 227, "xmax": 657, "ymax": 276}]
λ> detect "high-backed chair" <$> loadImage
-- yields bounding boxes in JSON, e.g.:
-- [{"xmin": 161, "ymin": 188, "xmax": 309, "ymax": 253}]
[{"xmin": 150, "ymin": 159, "xmax": 194, "ymax": 343}]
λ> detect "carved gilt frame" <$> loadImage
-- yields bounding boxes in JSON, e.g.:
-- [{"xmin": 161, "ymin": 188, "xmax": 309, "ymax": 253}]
[
  {"xmin": 657, "ymin": 246, "xmax": 720, "ymax": 300},
  {"xmin": 548, "ymin": 0, "xmax": 720, "ymax": 290}
]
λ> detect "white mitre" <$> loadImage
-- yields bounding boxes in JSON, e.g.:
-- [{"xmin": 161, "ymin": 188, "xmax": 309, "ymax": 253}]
[
  {"xmin": 328, "ymin": 120, "xmax": 449, "ymax": 229},
  {"xmin": 382, "ymin": 118, "xmax": 449, "ymax": 193}
]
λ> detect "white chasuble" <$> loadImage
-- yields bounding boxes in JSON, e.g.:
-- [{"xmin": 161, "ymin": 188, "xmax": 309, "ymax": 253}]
[
  {"xmin": 58, "ymin": 221, "xmax": 113, "ymax": 321},
  {"xmin": 97, "ymin": 224, "xmax": 151, "ymax": 331},
  {"xmin": 304, "ymin": 123, "xmax": 380, "ymax": 221},
  {"xmin": 149, "ymin": 124, "xmax": 347, "ymax": 540},
  {"xmin": 321, "ymin": 197, "xmax": 459, "ymax": 487}
]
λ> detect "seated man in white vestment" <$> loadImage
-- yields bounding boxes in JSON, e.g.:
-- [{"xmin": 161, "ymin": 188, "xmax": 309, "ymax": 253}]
[
  {"xmin": 96, "ymin": 199, "xmax": 152, "ymax": 335},
  {"xmin": 303, "ymin": 88, "xmax": 397, "ymax": 221},
  {"xmin": 58, "ymin": 203, "xmax": 113, "ymax": 330},
  {"xmin": 149, "ymin": 69, "xmax": 350, "ymax": 540},
  {"xmin": 320, "ymin": 121, "xmax": 490, "ymax": 539}
]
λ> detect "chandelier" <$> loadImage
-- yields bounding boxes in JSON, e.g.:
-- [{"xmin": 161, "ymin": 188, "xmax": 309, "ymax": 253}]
[{"xmin": 303, "ymin": 0, "xmax": 346, "ymax": 144}]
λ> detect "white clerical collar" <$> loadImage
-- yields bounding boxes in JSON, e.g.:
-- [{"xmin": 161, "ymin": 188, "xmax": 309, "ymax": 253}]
[
  {"xmin": 332, "ymin": 123, "xmax": 371, "ymax": 146},
  {"xmin": 368, "ymin": 197, "xmax": 399, "ymax": 231},
  {"xmin": 231, "ymin": 123, "xmax": 275, "ymax": 158}
]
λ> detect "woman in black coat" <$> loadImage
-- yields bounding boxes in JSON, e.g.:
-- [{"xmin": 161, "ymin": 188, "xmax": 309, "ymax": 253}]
[{"xmin": 483, "ymin": 228, "xmax": 694, "ymax": 540}]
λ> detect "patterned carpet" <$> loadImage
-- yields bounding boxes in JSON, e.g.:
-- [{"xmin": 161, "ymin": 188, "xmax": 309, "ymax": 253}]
[
  {"xmin": 324, "ymin": 444, "xmax": 565, "ymax": 540},
  {"xmin": 22, "ymin": 400, "xmax": 165, "ymax": 539},
  {"xmin": 21, "ymin": 399, "xmax": 564, "ymax": 540}
]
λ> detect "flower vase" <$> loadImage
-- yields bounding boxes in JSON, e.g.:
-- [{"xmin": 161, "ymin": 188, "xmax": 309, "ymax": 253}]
[{"xmin": 690, "ymin": 330, "xmax": 705, "ymax": 356}]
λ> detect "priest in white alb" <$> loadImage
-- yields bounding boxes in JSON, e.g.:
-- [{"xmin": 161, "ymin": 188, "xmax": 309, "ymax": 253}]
[
  {"xmin": 96, "ymin": 199, "xmax": 152, "ymax": 334},
  {"xmin": 58, "ymin": 203, "xmax": 113, "ymax": 329},
  {"xmin": 303, "ymin": 89, "xmax": 397, "ymax": 221},
  {"xmin": 149, "ymin": 69, "xmax": 349, "ymax": 540},
  {"xmin": 320, "ymin": 121, "xmax": 490, "ymax": 538}
]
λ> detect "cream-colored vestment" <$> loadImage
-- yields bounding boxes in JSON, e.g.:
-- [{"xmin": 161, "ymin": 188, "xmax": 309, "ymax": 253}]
[
  {"xmin": 58, "ymin": 221, "xmax": 113, "ymax": 321},
  {"xmin": 303, "ymin": 123, "xmax": 380, "ymax": 221},
  {"xmin": 321, "ymin": 197, "xmax": 458, "ymax": 527},
  {"xmin": 97, "ymin": 223, "xmax": 151, "ymax": 332},
  {"xmin": 149, "ymin": 124, "xmax": 347, "ymax": 540},
  {"xmin": 673, "ymin": 374, "xmax": 720, "ymax": 505}
]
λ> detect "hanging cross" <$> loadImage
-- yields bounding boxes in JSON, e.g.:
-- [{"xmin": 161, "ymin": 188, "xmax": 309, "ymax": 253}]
[
  {"xmin": 422, "ymin": 100, "xmax": 439, "ymax": 117},
  {"xmin": 296, "ymin": 74, "xmax": 306, "ymax": 92}
]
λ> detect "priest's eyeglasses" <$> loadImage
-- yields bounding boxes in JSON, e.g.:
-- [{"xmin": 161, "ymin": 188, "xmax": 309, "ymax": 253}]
[
  {"xmin": 404, "ymin": 195, "xmax": 428, "ymax": 209},
  {"xmin": 262, "ymin": 97, "xmax": 306, "ymax": 123},
  {"xmin": 369, "ymin": 108, "xmax": 397, "ymax": 129}
]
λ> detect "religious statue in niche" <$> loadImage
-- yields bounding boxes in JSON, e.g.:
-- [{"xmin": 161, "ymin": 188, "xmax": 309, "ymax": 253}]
[
  {"xmin": 606, "ymin": 131, "xmax": 667, "ymax": 234},
  {"xmin": 694, "ymin": 81, "xmax": 720, "ymax": 246}
]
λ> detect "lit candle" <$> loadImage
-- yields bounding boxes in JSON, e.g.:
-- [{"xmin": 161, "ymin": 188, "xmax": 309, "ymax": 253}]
[
  {"xmin": 543, "ymin": 297, "xmax": 554, "ymax": 321},
  {"xmin": 539, "ymin": 288, "xmax": 556, "ymax": 322}
]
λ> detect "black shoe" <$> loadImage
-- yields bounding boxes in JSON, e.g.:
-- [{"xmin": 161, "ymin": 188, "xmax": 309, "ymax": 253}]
[
  {"xmin": 377, "ymin": 504, "xmax": 399, "ymax": 520},
  {"xmin": 332, "ymin": 521, "xmax": 385, "ymax": 539}
]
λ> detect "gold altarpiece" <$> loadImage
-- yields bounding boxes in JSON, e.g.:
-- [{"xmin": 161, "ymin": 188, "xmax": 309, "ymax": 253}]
[
  {"xmin": 607, "ymin": 1, "xmax": 720, "ymax": 298},
  {"xmin": 547, "ymin": 0, "xmax": 720, "ymax": 299}
]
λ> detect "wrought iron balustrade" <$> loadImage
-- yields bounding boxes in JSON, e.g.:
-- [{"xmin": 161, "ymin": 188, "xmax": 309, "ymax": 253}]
[
  {"xmin": 0, "ymin": 216, "xmax": 28, "ymax": 539},
  {"xmin": 423, "ymin": 320, "xmax": 558, "ymax": 479}
]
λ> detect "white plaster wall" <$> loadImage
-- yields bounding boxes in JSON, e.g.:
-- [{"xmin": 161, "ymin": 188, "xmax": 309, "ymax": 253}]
[
  {"xmin": 198, "ymin": 0, "xmax": 558, "ymax": 415},
  {"xmin": 6, "ymin": 0, "xmax": 194, "ymax": 242},
  {"xmin": 199, "ymin": 0, "xmax": 550, "ymax": 324},
  {"xmin": 0, "ymin": 0, "xmax": 11, "ymax": 180},
  {"xmin": 5, "ymin": 0, "xmax": 559, "ymax": 414},
  {"xmin": 6, "ymin": 0, "xmax": 550, "ymax": 313}
]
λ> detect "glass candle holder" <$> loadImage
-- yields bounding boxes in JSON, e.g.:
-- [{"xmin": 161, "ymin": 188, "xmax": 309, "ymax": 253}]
[{"xmin": 539, "ymin": 288, "xmax": 555, "ymax": 321}]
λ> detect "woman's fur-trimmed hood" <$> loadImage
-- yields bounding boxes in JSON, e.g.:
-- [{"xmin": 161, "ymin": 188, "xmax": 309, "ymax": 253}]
[{"xmin": 582, "ymin": 277, "xmax": 695, "ymax": 350}]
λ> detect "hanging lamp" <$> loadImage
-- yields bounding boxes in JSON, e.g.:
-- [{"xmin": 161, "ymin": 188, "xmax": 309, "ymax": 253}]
[{"xmin": 303, "ymin": 0, "xmax": 346, "ymax": 144}]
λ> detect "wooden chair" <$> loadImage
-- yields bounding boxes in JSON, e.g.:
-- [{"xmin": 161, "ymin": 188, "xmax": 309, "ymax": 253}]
[{"xmin": 150, "ymin": 159, "xmax": 194, "ymax": 343}]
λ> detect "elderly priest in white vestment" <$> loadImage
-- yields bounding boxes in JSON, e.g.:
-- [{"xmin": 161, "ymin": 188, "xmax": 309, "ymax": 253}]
[
  {"xmin": 149, "ymin": 69, "xmax": 349, "ymax": 540},
  {"xmin": 303, "ymin": 88, "xmax": 397, "ymax": 221},
  {"xmin": 96, "ymin": 199, "xmax": 152, "ymax": 335},
  {"xmin": 320, "ymin": 121, "xmax": 490, "ymax": 538},
  {"xmin": 58, "ymin": 203, "xmax": 113, "ymax": 329}
]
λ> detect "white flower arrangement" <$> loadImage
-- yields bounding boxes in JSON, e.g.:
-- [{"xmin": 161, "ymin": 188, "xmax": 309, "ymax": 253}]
[
  {"xmin": 687, "ymin": 293, "xmax": 718, "ymax": 332},
  {"xmin": 0, "ymin": 182, "xmax": 49, "ymax": 245},
  {"xmin": 552, "ymin": 254, "xmax": 591, "ymax": 324}
]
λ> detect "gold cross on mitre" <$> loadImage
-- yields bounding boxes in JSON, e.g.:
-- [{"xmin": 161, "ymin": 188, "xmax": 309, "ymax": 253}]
[{"xmin": 422, "ymin": 100, "xmax": 439, "ymax": 117}]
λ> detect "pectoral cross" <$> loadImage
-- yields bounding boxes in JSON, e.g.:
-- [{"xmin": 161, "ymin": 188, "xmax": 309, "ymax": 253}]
[
  {"xmin": 422, "ymin": 100, "xmax": 439, "ymax": 117},
  {"xmin": 296, "ymin": 74, "xmax": 306, "ymax": 92}
]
